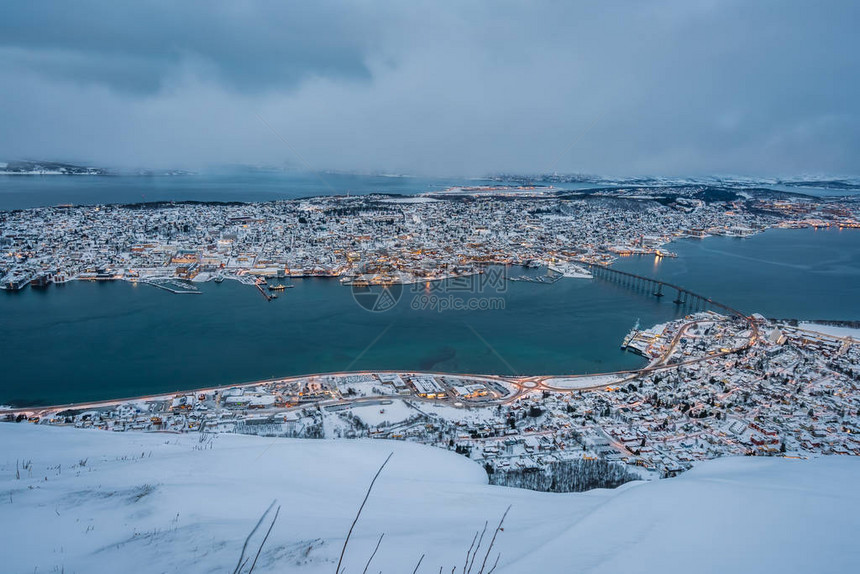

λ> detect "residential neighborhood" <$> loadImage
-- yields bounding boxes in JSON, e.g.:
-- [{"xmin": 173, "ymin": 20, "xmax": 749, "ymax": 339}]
[{"xmin": 7, "ymin": 312, "xmax": 857, "ymax": 486}]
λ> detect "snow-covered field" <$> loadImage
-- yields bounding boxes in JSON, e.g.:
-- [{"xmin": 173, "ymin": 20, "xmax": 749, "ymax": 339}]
[
  {"xmin": 348, "ymin": 401, "xmax": 416, "ymax": 426},
  {"xmin": 1, "ymin": 424, "xmax": 858, "ymax": 573},
  {"xmin": 543, "ymin": 375, "xmax": 625, "ymax": 389},
  {"xmin": 799, "ymin": 322, "xmax": 860, "ymax": 340}
]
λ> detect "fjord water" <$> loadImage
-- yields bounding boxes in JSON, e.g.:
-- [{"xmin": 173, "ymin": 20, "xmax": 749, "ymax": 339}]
[
  {"xmin": 0, "ymin": 171, "xmax": 627, "ymax": 210},
  {"xmin": 1, "ymin": 167, "xmax": 858, "ymax": 406},
  {"xmin": 612, "ymin": 227, "xmax": 860, "ymax": 320},
  {"xmin": 1, "ymin": 228, "xmax": 858, "ymax": 407},
  {"xmin": 0, "ymin": 171, "xmax": 487, "ymax": 210},
  {"xmin": 0, "ymin": 274, "xmax": 669, "ymax": 406}
]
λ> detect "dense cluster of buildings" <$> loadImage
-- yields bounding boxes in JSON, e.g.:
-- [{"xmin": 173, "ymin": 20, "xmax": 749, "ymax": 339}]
[
  {"xmin": 3, "ymin": 186, "xmax": 858, "ymax": 486},
  {"xmin": 7, "ymin": 311, "xmax": 858, "ymax": 482},
  {"xmin": 2, "ymin": 187, "xmax": 857, "ymax": 290}
]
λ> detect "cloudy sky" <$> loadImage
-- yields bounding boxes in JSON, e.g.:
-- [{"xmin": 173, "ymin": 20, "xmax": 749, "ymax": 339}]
[{"xmin": 1, "ymin": 0, "xmax": 858, "ymax": 176}]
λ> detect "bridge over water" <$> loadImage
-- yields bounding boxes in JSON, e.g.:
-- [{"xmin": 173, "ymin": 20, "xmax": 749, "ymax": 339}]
[{"xmin": 583, "ymin": 262, "xmax": 749, "ymax": 319}]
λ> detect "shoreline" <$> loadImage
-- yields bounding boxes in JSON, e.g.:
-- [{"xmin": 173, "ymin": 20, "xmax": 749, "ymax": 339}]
[
  {"xmin": 2, "ymin": 227, "xmax": 855, "ymax": 409},
  {"xmin": 7, "ymin": 223, "xmax": 856, "ymax": 293},
  {"xmin": 5, "ymin": 307, "xmax": 857, "ymax": 486},
  {"xmin": 1, "ymin": 308, "xmax": 758, "ymax": 415}
]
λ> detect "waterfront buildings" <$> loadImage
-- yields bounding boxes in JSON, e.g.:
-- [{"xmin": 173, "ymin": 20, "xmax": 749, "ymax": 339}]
[
  {"xmin": 2, "ymin": 187, "xmax": 857, "ymax": 289},
  {"xmin": 6, "ymin": 314, "xmax": 858, "ymax": 481}
]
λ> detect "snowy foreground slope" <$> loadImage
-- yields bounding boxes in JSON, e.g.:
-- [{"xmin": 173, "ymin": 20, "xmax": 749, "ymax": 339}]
[{"xmin": 1, "ymin": 425, "xmax": 858, "ymax": 574}]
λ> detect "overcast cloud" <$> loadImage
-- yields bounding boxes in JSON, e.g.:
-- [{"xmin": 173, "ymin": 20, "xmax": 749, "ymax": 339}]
[{"xmin": 1, "ymin": 0, "xmax": 858, "ymax": 176}]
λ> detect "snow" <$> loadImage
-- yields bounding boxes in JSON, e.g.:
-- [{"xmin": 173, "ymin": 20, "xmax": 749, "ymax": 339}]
[
  {"xmin": 799, "ymin": 322, "xmax": 860, "ymax": 340},
  {"xmin": 417, "ymin": 401, "xmax": 504, "ymax": 423},
  {"xmin": 1, "ymin": 424, "xmax": 859, "ymax": 574},
  {"xmin": 544, "ymin": 375, "xmax": 625, "ymax": 389},
  {"xmin": 348, "ymin": 400, "xmax": 415, "ymax": 426},
  {"xmin": 378, "ymin": 197, "xmax": 440, "ymax": 204},
  {"xmin": 521, "ymin": 456, "xmax": 860, "ymax": 574},
  {"xmin": 336, "ymin": 380, "xmax": 400, "ymax": 398},
  {"xmin": 547, "ymin": 262, "xmax": 593, "ymax": 279}
]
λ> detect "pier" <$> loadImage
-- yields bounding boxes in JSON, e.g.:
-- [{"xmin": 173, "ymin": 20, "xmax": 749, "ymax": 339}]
[
  {"xmin": 142, "ymin": 278, "xmax": 202, "ymax": 295},
  {"xmin": 507, "ymin": 268, "xmax": 563, "ymax": 284},
  {"xmin": 254, "ymin": 279, "xmax": 274, "ymax": 301}
]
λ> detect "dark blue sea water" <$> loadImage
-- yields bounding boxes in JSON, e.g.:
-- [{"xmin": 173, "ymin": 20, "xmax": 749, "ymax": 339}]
[
  {"xmin": 0, "ymin": 171, "xmax": 481, "ymax": 210},
  {"xmin": 0, "ymin": 271, "xmax": 674, "ymax": 406},
  {"xmin": 612, "ymin": 228, "xmax": 860, "ymax": 320},
  {"xmin": 9, "ymin": 171, "xmax": 853, "ymax": 210},
  {"xmin": 1, "ymin": 172, "xmax": 857, "ymax": 406},
  {"xmin": 1, "ymin": 228, "xmax": 858, "ymax": 407}
]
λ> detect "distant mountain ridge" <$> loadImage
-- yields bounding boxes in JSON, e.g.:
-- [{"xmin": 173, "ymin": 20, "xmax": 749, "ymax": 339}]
[{"xmin": 490, "ymin": 173, "xmax": 860, "ymax": 190}]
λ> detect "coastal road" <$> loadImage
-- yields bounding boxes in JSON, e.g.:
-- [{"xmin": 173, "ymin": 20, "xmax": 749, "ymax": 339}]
[{"xmin": 1, "ymin": 315, "xmax": 759, "ymax": 419}]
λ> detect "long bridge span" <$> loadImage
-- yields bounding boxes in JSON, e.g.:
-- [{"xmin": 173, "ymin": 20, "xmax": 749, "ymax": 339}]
[{"xmin": 582, "ymin": 262, "xmax": 749, "ymax": 319}]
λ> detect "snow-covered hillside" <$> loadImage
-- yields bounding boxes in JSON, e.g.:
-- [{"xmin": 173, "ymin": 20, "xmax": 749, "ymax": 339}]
[{"xmin": 1, "ymin": 424, "xmax": 858, "ymax": 573}]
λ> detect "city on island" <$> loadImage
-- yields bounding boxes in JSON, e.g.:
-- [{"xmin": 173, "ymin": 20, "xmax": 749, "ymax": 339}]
[
  {"xmin": 2, "ymin": 185, "xmax": 858, "ymax": 292},
  {"xmin": 2, "ymin": 184, "xmax": 858, "ymax": 490}
]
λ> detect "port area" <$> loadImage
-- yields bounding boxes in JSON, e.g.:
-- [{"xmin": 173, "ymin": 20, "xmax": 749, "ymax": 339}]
[
  {"xmin": 508, "ymin": 267, "xmax": 563, "ymax": 284},
  {"xmin": 506, "ymin": 261, "xmax": 593, "ymax": 284}
]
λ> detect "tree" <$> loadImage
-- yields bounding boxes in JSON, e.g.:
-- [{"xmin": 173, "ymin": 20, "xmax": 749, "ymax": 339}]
[{"xmin": 488, "ymin": 458, "xmax": 638, "ymax": 493}]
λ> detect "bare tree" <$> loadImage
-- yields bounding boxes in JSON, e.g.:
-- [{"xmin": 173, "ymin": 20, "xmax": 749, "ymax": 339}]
[
  {"xmin": 466, "ymin": 522, "xmax": 488, "ymax": 574},
  {"xmin": 335, "ymin": 452, "xmax": 393, "ymax": 574},
  {"xmin": 233, "ymin": 500, "xmax": 280, "ymax": 574},
  {"xmin": 411, "ymin": 553, "xmax": 425, "ymax": 574},
  {"xmin": 477, "ymin": 506, "xmax": 510, "ymax": 574},
  {"xmin": 362, "ymin": 533, "xmax": 385, "ymax": 574},
  {"xmin": 248, "ymin": 505, "xmax": 280, "ymax": 574}
]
